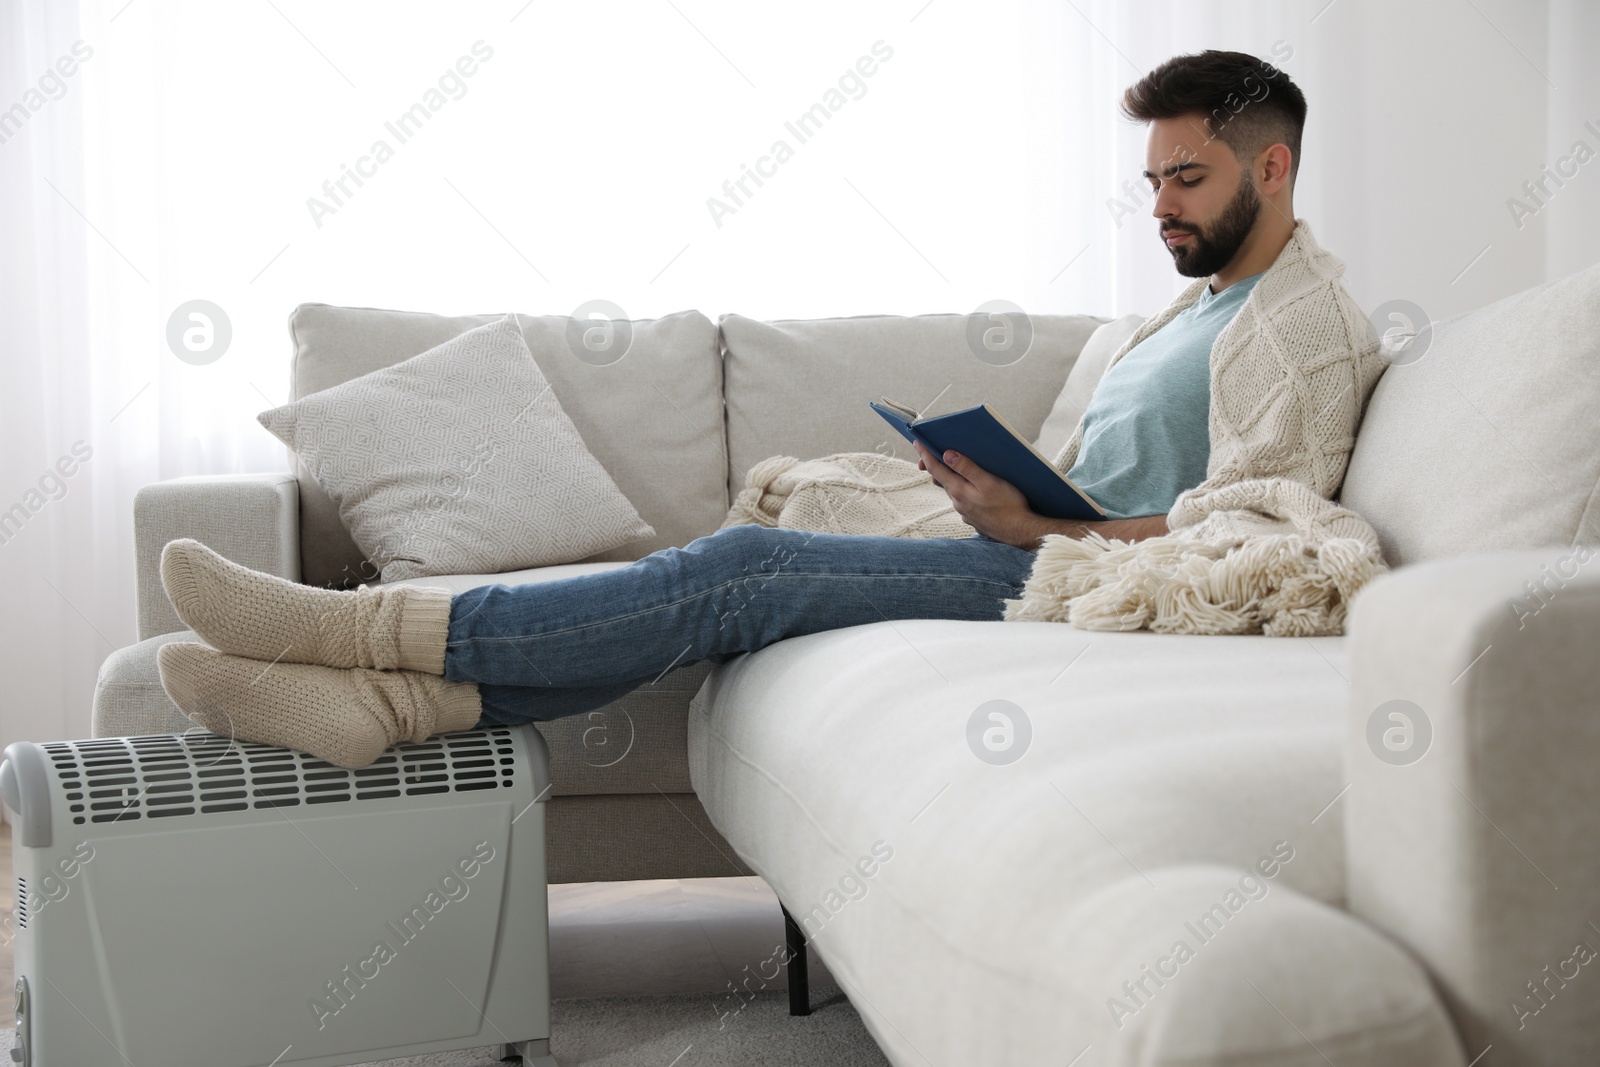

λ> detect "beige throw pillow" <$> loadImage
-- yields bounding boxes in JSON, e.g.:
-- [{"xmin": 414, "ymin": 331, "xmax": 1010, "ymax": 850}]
[{"xmin": 258, "ymin": 315, "xmax": 654, "ymax": 582}]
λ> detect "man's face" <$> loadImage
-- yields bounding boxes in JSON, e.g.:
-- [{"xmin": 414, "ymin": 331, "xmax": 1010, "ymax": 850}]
[{"xmin": 1143, "ymin": 115, "xmax": 1263, "ymax": 278}]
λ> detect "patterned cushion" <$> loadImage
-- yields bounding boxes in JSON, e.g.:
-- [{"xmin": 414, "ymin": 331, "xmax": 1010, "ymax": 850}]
[{"xmin": 257, "ymin": 315, "xmax": 654, "ymax": 582}]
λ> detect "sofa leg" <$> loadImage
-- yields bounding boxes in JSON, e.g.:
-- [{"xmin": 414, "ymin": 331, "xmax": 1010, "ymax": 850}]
[{"xmin": 781, "ymin": 904, "xmax": 810, "ymax": 1017}]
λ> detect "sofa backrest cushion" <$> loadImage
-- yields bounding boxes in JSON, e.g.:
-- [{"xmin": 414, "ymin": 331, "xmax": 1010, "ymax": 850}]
[
  {"xmin": 1340, "ymin": 261, "xmax": 1600, "ymax": 568},
  {"xmin": 719, "ymin": 312, "xmax": 1107, "ymax": 505},
  {"xmin": 286, "ymin": 305, "xmax": 726, "ymax": 589}
]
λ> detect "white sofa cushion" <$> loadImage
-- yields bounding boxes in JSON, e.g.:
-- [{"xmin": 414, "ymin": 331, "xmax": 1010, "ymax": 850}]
[
  {"xmin": 260, "ymin": 316, "xmax": 654, "ymax": 583},
  {"xmin": 688, "ymin": 619, "xmax": 1372, "ymax": 1064},
  {"xmin": 1340, "ymin": 261, "xmax": 1600, "ymax": 567},
  {"xmin": 719, "ymin": 312, "xmax": 1106, "ymax": 507}
]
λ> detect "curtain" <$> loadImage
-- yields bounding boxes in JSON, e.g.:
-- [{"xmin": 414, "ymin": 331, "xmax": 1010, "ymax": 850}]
[
  {"xmin": 1, "ymin": 0, "xmax": 113, "ymax": 751},
  {"xmin": 0, "ymin": 0, "xmax": 1585, "ymax": 751}
]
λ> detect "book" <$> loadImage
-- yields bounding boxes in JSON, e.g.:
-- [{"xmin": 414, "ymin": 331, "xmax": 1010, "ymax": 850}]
[{"xmin": 869, "ymin": 396, "xmax": 1107, "ymax": 521}]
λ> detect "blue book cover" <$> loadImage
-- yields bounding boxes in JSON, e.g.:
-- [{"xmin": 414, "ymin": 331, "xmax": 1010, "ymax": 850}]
[{"xmin": 870, "ymin": 397, "xmax": 1107, "ymax": 522}]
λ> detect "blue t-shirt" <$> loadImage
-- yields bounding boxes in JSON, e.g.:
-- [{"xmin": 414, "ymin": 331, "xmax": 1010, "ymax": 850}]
[{"xmin": 1065, "ymin": 272, "xmax": 1264, "ymax": 519}]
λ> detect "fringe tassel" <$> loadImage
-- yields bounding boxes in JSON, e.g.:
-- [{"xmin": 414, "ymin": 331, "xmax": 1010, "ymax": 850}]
[{"xmin": 1004, "ymin": 530, "xmax": 1387, "ymax": 637}]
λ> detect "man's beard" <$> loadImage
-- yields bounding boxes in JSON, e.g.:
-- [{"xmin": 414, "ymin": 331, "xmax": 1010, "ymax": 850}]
[{"xmin": 1162, "ymin": 177, "xmax": 1262, "ymax": 278}]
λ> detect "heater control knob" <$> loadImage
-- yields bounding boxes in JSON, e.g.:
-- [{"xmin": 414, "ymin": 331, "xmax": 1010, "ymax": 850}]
[{"xmin": 12, "ymin": 976, "xmax": 28, "ymax": 1067}]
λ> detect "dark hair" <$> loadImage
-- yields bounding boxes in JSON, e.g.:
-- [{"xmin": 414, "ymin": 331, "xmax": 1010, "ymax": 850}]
[{"xmin": 1122, "ymin": 49, "xmax": 1307, "ymax": 184}]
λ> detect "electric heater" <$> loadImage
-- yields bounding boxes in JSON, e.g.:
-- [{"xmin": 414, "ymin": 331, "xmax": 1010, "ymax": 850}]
[{"xmin": 0, "ymin": 724, "xmax": 558, "ymax": 1067}]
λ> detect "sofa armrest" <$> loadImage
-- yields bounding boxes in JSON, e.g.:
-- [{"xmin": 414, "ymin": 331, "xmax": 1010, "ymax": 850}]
[
  {"xmin": 134, "ymin": 473, "xmax": 300, "ymax": 639},
  {"xmin": 1345, "ymin": 547, "xmax": 1600, "ymax": 1066}
]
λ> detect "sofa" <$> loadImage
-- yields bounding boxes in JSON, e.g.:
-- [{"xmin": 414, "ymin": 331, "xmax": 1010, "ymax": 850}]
[
  {"xmin": 93, "ymin": 301, "xmax": 1107, "ymax": 884},
  {"xmin": 96, "ymin": 260, "xmax": 1600, "ymax": 1065}
]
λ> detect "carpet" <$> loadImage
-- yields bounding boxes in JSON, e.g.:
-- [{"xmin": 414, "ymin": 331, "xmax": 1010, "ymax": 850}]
[{"xmin": 0, "ymin": 986, "xmax": 890, "ymax": 1066}]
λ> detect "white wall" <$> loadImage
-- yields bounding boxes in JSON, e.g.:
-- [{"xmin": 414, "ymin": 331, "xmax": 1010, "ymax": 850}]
[
  {"xmin": 1299, "ymin": 0, "xmax": 1552, "ymax": 322},
  {"xmin": 1542, "ymin": 0, "xmax": 1600, "ymax": 284},
  {"xmin": 1055, "ymin": 0, "xmax": 1580, "ymax": 325}
]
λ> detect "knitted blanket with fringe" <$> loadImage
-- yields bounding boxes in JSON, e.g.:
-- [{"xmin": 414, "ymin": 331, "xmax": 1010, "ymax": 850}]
[{"xmin": 722, "ymin": 219, "xmax": 1391, "ymax": 637}]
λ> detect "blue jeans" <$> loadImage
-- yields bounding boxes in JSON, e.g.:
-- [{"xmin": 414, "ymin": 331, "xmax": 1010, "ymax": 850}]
[{"xmin": 445, "ymin": 523, "xmax": 1039, "ymax": 727}]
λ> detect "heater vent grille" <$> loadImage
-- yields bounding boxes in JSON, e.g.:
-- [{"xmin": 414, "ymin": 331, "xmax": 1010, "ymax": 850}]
[
  {"xmin": 15, "ymin": 878, "xmax": 25, "ymax": 929},
  {"xmin": 42, "ymin": 728, "xmax": 519, "ymax": 826}
]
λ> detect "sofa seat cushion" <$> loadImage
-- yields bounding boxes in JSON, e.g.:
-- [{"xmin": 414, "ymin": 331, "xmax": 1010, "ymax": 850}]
[
  {"xmin": 688, "ymin": 620, "xmax": 1383, "ymax": 1064},
  {"xmin": 1056, "ymin": 867, "xmax": 1465, "ymax": 1066}
]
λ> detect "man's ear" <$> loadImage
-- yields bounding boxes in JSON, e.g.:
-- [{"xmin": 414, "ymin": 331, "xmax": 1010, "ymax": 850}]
[{"xmin": 1258, "ymin": 142, "xmax": 1293, "ymax": 195}]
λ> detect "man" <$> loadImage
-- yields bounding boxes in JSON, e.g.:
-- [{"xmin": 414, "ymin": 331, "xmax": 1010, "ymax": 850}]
[
  {"xmin": 916, "ymin": 48, "xmax": 1307, "ymax": 552},
  {"xmin": 155, "ymin": 50, "xmax": 1368, "ymax": 769}
]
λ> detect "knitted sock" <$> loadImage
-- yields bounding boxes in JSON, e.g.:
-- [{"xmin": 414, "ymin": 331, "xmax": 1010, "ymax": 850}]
[
  {"xmin": 156, "ymin": 642, "xmax": 483, "ymax": 770},
  {"xmin": 161, "ymin": 539, "xmax": 453, "ymax": 673}
]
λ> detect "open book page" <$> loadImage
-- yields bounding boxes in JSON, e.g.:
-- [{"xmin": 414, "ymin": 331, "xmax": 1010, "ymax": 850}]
[{"xmin": 877, "ymin": 396, "xmax": 921, "ymax": 421}]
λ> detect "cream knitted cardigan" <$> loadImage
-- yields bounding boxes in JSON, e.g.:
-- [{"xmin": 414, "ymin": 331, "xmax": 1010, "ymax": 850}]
[{"xmin": 722, "ymin": 219, "xmax": 1391, "ymax": 636}]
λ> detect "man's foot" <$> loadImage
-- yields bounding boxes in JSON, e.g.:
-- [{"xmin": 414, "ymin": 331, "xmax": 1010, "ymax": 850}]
[
  {"xmin": 160, "ymin": 539, "xmax": 452, "ymax": 672},
  {"xmin": 156, "ymin": 642, "xmax": 483, "ymax": 769}
]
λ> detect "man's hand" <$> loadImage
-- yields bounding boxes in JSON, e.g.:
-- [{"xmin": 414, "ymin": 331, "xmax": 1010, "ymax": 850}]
[
  {"xmin": 914, "ymin": 440, "xmax": 1051, "ymax": 550},
  {"xmin": 915, "ymin": 440, "xmax": 1171, "ymax": 551}
]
